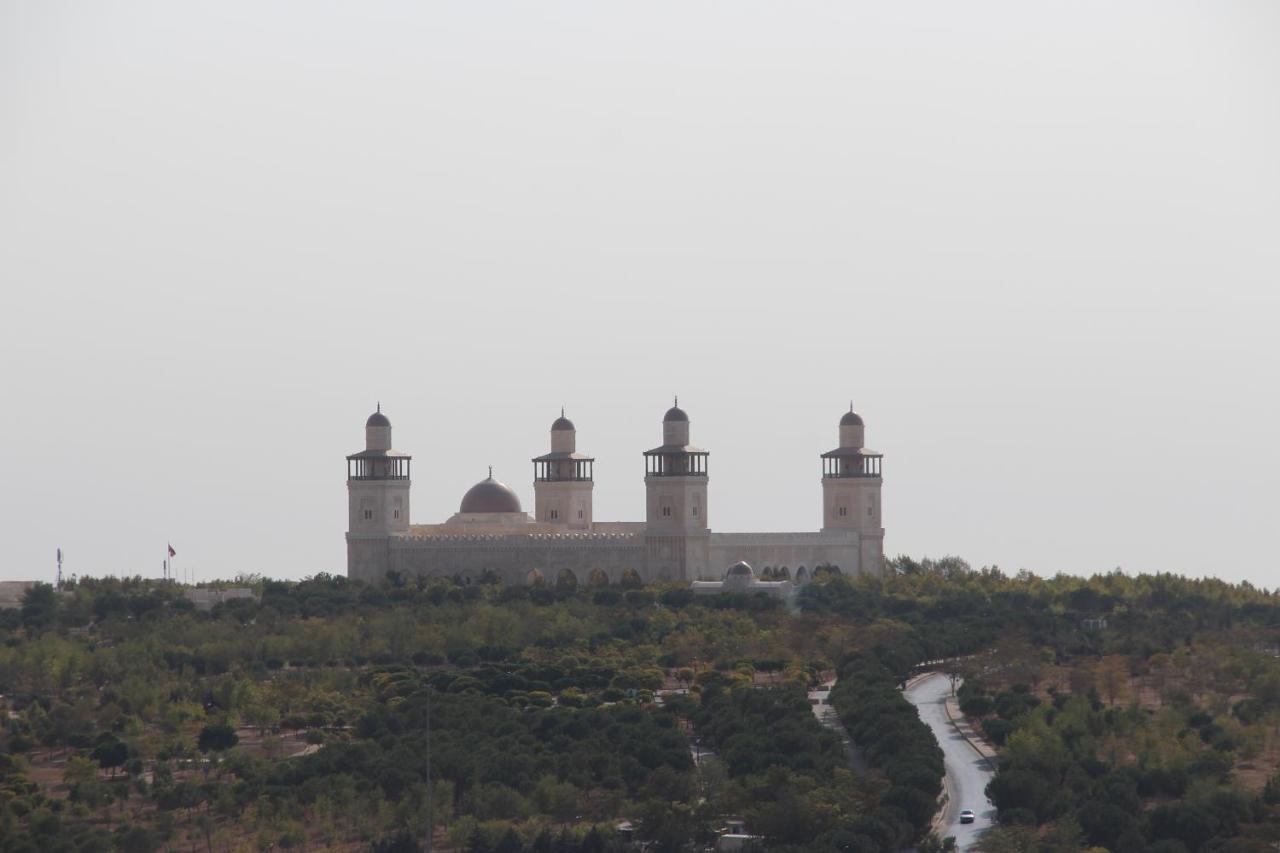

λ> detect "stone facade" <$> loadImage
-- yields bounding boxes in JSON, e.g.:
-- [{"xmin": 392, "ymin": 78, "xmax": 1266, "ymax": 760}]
[{"xmin": 346, "ymin": 402, "xmax": 885, "ymax": 585}]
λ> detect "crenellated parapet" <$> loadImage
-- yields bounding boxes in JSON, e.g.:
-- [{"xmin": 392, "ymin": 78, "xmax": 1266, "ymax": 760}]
[{"xmin": 400, "ymin": 531, "xmax": 644, "ymax": 545}]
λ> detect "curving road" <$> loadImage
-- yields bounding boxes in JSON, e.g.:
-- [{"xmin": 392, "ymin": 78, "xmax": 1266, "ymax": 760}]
[{"xmin": 904, "ymin": 673, "xmax": 995, "ymax": 852}]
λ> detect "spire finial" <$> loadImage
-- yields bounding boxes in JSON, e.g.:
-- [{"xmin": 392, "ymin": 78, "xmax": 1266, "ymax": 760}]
[
  {"xmin": 561, "ymin": 405, "xmax": 565, "ymax": 418},
  {"xmin": 849, "ymin": 400, "xmax": 853, "ymax": 413},
  {"xmin": 674, "ymin": 394, "xmax": 679, "ymax": 407},
  {"xmin": 488, "ymin": 465, "xmax": 493, "ymax": 479},
  {"xmin": 377, "ymin": 401, "xmax": 381, "ymax": 413}
]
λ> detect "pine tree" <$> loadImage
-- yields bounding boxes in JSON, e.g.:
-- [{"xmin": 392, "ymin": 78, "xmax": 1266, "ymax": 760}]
[
  {"xmin": 529, "ymin": 830, "xmax": 554, "ymax": 853},
  {"xmin": 495, "ymin": 828, "xmax": 524, "ymax": 853},
  {"xmin": 467, "ymin": 826, "xmax": 493, "ymax": 853},
  {"xmin": 1263, "ymin": 772, "xmax": 1280, "ymax": 806},
  {"xmin": 577, "ymin": 827, "xmax": 605, "ymax": 853}
]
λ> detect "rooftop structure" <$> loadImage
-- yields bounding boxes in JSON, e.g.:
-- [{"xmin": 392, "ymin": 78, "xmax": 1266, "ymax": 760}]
[{"xmin": 691, "ymin": 561, "xmax": 793, "ymax": 599}]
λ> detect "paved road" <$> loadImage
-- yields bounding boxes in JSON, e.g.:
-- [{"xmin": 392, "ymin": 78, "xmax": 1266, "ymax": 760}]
[{"xmin": 904, "ymin": 673, "xmax": 995, "ymax": 851}]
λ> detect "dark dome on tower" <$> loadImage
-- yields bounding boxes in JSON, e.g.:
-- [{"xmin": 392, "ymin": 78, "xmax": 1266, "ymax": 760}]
[
  {"xmin": 840, "ymin": 410, "xmax": 864, "ymax": 427},
  {"xmin": 551, "ymin": 415, "xmax": 575, "ymax": 431},
  {"xmin": 367, "ymin": 408, "xmax": 391, "ymax": 428},
  {"xmin": 460, "ymin": 472, "xmax": 523, "ymax": 514},
  {"xmin": 664, "ymin": 405, "xmax": 689, "ymax": 423}
]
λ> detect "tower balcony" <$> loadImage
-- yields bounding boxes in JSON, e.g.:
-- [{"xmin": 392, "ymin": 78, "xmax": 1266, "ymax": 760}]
[
  {"xmin": 347, "ymin": 450, "xmax": 412, "ymax": 481},
  {"xmin": 532, "ymin": 453, "xmax": 594, "ymax": 483},
  {"xmin": 820, "ymin": 448, "xmax": 882, "ymax": 478},
  {"xmin": 644, "ymin": 445, "xmax": 709, "ymax": 477}
]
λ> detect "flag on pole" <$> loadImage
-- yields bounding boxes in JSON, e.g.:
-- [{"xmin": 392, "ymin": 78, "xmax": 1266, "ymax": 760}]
[{"xmin": 168, "ymin": 543, "xmax": 176, "ymax": 558}]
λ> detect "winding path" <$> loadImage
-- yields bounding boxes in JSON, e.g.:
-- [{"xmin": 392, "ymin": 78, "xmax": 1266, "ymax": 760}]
[
  {"xmin": 904, "ymin": 673, "xmax": 996, "ymax": 851},
  {"xmin": 808, "ymin": 678, "xmax": 868, "ymax": 774}
]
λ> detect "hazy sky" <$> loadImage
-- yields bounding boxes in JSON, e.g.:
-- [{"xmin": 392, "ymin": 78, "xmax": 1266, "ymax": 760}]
[{"xmin": 3, "ymin": 1, "xmax": 1278, "ymax": 586}]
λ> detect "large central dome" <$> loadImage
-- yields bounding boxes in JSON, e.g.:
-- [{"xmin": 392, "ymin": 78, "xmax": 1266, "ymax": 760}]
[{"xmin": 459, "ymin": 472, "xmax": 523, "ymax": 514}]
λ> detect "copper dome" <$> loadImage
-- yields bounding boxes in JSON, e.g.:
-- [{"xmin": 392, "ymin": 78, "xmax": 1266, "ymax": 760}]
[{"xmin": 459, "ymin": 473, "xmax": 523, "ymax": 514}]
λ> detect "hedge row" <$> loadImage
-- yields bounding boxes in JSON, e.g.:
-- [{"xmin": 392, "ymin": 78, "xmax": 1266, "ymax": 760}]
[{"xmin": 828, "ymin": 651, "xmax": 945, "ymax": 852}]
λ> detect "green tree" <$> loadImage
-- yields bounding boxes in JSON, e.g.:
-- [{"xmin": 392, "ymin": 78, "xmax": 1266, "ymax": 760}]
[
  {"xmin": 63, "ymin": 754, "xmax": 98, "ymax": 786},
  {"xmin": 117, "ymin": 825, "xmax": 160, "ymax": 853},
  {"xmin": 494, "ymin": 827, "xmax": 524, "ymax": 853},
  {"xmin": 467, "ymin": 825, "xmax": 493, "ymax": 853},
  {"xmin": 90, "ymin": 733, "xmax": 128, "ymax": 776},
  {"xmin": 197, "ymin": 722, "xmax": 239, "ymax": 754},
  {"xmin": 20, "ymin": 582, "xmax": 58, "ymax": 632}
]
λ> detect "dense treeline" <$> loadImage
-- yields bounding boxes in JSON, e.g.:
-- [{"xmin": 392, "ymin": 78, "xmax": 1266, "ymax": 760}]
[
  {"xmin": 981, "ymin": 687, "xmax": 1266, "ymax": 851},
  {"xmin": 262, "ymin": 687, "xmax": 696, "ymax": 846},
  {"xmin": 691, "ymin": 682, "xmax": 843, "ymax": 780},
  {"xmin": 671, "ymin": 680, "xmax": 885, "ymax": 852},
  {"xmin": 820, "ymin": 558, "xmax": 1280, "ymax": 853},
  {"xmin": 802, "ymin": 556, "xmax": 1280, "ymax": 662},
  {"xmin": 2, "ymin": 559, "xmax": 1279, "ymax": 850},
  {"xmin": 0, "ymin": 573, "xmax": 827, "ymax": 850},
  {"xmin": 829, "ymin": 651, "xmax": 945, "ymax": 850}
]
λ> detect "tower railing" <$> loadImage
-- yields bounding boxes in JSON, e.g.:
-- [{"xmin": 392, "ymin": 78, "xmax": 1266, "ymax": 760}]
[
  {"xmin": 821, "ymin": 457, "xmax": 882, "ymax": 478},
  {"xmin": 644, "ymin": 452, "xmax": 709, "ymax": 477},
  {"xmin": 347, "ymin": 459, "xmax": 412, "ymax": 479}
]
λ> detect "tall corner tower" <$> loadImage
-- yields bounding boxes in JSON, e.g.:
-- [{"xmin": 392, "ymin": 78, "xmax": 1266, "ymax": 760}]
[
  {"xmin": 820, "ymin": 405, "xmax": 884, "ymax": 573},
  {"xmin": 346, "ymin": 404, "xmax": 412, "ymax": 580},
  {"xmin": 643, "ymin": 398, "xmax": 710, "ymax": 580},
  {"xmin": 532, "ymin": 409, "xmax": 594, "ymax": 530}
]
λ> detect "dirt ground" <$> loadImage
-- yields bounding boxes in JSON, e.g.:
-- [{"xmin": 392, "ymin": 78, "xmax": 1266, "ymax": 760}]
[{"xmin": 24, "ymin": 727, "xmax": 318, "ymax": 797}]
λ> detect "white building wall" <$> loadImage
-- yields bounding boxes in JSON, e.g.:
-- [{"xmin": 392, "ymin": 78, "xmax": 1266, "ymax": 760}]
[
  {"xmin": 821, "ymin": 477, "xmax": 882, "ymax": 533},
  {"xmin": 346, "ymin": 470, "xmax": 411, "ymax": 582},
  {"xmin": 645, "ymin": 475, "xmax": 708, "ymax": 532},
  {"xmin": 707, "ymin": 531, "xmax": 864, "ymax": 581},
  {"xmin": 347, "ymin": 535, "xmax": 391, "ymax": 582},
  {"xmin": 388, "ymin": 533, "xmax": 646, "ymax": 585},
  {"xmin": 348, "ymin": 479, "xmax": 411, "ymax": 535},
  {"xmin": 534, "ymin": 480, "xmax": 593, "ymax": 529}
]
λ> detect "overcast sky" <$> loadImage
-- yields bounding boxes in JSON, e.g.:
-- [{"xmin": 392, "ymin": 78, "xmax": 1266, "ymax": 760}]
[{"xmin": 3, "ymin": 1, "xmax": 1278, "ymax": 587}]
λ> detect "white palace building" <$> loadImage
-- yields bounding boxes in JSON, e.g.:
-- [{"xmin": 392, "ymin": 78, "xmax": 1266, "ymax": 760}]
[{"xmin": 346, "ymin": 401, "xmax": 884, "ymax": 586}]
